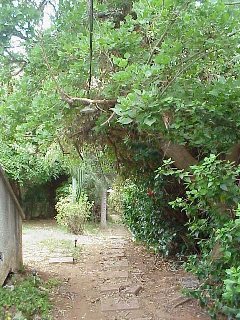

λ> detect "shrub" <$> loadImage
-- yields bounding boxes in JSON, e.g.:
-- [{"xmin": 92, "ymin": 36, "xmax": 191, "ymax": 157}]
[
  {"xmin": 55, "ymin": 194, "xmax": 93, "ymax": 234},
  {"xmin": 183, "ymin": 212, "xmax": 240, "ymax": 319},
  {"xmin": 55, "ymin": 182, "xmax": 71, "ymax": 201},
  {"xmin": 122, "ymin": 178, "xmax": 185, "ymax": 256},
  {"xmin": 159, "ymin": 155, "xmax": 240, "ymax": 319}
]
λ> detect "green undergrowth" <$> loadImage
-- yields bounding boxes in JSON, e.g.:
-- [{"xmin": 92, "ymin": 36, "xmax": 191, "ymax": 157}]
[
  {"xmin": 84, "ymin": 222, "xmax": 101, "ymax": 234},
  {"xmin": 55, "ymin": 193, "xmax": 93, "ymax": 234},
  {"xmin": 40, "ymin": 238, "xmax": 82, "ymax": 260},
  {"xmin": 0, "ymin": 273, "xmax": 59, "ymax": 320}
]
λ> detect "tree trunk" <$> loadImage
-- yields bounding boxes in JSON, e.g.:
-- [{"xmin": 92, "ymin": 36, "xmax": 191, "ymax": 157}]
[
  {"xmin": 9, "ymin": 180, "xmax": 22, "ymax": 204},
  {"xmin": 100, "ymin": 187, "xmax": 107, "ymax": 228},
  {"xmin": 160, "ymin": 141, "xmax": 198, "ymax": 169},
  {"xmin": 160, "ymin": 140, "xmax": 240, "ymax": 169},
  {"xmin": 226, "ymin": 143, "xmax": 240, "ymax": 164}
]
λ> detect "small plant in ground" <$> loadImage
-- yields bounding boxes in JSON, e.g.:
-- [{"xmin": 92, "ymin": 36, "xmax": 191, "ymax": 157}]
[
  {"xmin": 222, "ymin": 266, "xmax": 240, "ymax": 318},
  {"xmin": 84, "ymin": 222, "xmax": 101, "ymax": 235},
  {"xmin": 55, "ymin": 193, "xmax": 93, "ymax": 234},
  {"xmin": 0, "ymin": 273, "xmax": 54, "ymax": 319}
]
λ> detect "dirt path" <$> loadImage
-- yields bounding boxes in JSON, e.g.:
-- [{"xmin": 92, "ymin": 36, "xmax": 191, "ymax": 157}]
[{"xmin": 23, "ymin": 220, "xmax": 210, "ymax": 320}]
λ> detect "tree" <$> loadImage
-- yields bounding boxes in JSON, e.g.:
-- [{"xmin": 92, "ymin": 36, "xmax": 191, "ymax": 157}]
[{"xmin": 3, "ymin": 0, "xmax": 238, "ymax": 172}]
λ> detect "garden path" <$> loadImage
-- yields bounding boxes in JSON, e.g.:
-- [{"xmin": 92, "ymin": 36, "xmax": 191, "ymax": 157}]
[{"xmin": 23, "ymin": 220, "xmax": 210, "ymax": 320}]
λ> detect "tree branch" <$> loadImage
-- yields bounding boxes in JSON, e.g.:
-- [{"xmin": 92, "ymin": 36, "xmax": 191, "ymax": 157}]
[
  {"xmin": 60, "ymin": 91, "xmax": 117, "ymax": 108},
  {"xmin": 147, "ymin": 1, "xmax": 191, "ymax": 65},
  {"xmin": 101, "ymin": 112, "xmax": 116, "ymax": 126},
  {"xmin": 159, "ymin": 51, "xmax": 207, "ymax": 97},
  {"xmin": 38, "ymin": 0, "xmax": 48, "ymax": 11},
  {"xmin": 12, "ymin": 62, "xmax": 27, "ymax": 76},
  {"xmin": 5, "ymin": 49, "xmax": 28, "ymax": 64},
  {"xmin": 12, "ymin": 29, "xmax": 28, "ymax": 41}
]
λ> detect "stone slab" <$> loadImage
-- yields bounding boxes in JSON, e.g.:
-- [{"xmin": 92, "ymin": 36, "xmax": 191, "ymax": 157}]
[
  {"xmin": 105, "ymin": 251, "xmax": 126, "ymax": 258},
  {"xmin": 108, "ymin": 236, "xmax": 125, "ymax": 240},
  {"xmin": 109, "ymin": 245, "xmax": 125, "ymax": 249},
  {"xmin": 100, "ymin": 270, "xmax": 129, "ymax": 279},
  {"xmin": 49, "ymin": 257, "xmax": 74, "ymax": 264},
  {"xmin": 100, "ymin": 282, "xmax": 130, "ymax": 293},
  {"xmin": 101, "ymin": 297, "xmax": 139, "ymax": 312},
  {"xmin": 107, "ymin": 248, "xmax": 125, "ymax": 253},
  {"xmin": 104, "ymin": 259, "xmax": 129, "ymax": 268},
  {"xmin": 180, "ymin": 276, "xmax": 199, "ymax": 289},
  {"xmin": 126, "ymin": 285, "xmax": 143, "ymax": 295}
]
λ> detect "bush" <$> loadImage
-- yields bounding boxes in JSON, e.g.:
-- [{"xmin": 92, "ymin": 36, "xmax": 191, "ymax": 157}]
[
  {"xmin": 184, "ymin": 212, "xmax": 240, "ymax": 319},
  {"xmin": 122, "ymin": 178, "xmax": 185, "ymax": 256},
  {"xmin": 159, "ymin": 155, "xmax": 240, "ymax": 319},
  {"xmin": 55, "ymin": 182, "xmax": 71, "ymax": 201},
  {"xmin": 55, "ymin": 194, "xmax": 93, "ymax": 234}
]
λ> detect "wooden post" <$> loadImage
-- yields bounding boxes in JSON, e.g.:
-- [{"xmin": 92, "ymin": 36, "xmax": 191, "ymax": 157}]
[{"xmin": 101, "ymin": 187, "xmax": 107, "ymax": 228}]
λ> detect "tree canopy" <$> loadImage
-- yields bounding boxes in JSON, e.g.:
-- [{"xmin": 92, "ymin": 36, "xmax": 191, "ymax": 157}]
[{"xmin": 1, "ymin": 0, "xmax": 240, "ymax": 183}]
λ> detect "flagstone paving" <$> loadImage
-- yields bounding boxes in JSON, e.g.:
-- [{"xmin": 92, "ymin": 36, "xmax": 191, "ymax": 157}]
[{"xmin": 23, "ymin": 220, "xmax": 211, "ymax": 320}]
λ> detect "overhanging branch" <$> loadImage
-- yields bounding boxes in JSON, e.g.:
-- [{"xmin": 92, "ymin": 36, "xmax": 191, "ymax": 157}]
[{"xmin": 60, "ymin": 91, "xmax": 117, "ymax": 108}]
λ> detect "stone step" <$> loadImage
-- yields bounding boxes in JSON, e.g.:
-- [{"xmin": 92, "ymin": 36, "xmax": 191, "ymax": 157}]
[
  {"xmin": 104, "ymin": 259, "xmax": 129, "ymax": 268},
  {"xmin": 100, "ymin": 282, "xmax": 130, "ymax": 293},
  {"xmin": 99, "ymin": 270, "xmax": 128, "ymax": 280},
  {"xmin": 49, "ymin": 256, "xmax": 74, "ymax": 264},
  {"xmin": 104, "ymin": 251, "xmax": 126, "ymax": 259},
  {"xmin": 101, "ymin": 297, "xmax": 139, "ymax": 312}
]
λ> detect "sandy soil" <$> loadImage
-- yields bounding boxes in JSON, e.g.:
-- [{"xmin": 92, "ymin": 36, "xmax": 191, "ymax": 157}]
[{"xmin": 22, "ymin": 220, "xmax": 210, "ymax": 320}]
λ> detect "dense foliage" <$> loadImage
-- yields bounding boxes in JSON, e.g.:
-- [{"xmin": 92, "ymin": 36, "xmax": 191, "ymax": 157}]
[
  {"xmin": 2, "ymin": 0, "xmax": 240, "ymax": 175},
  {"xmin": 158, "ymin": 156, "xmax": 240, "ymax": 318},
  {"xmin": 122, "ymin": 177, "xmax": 187, "ymax": 256}
]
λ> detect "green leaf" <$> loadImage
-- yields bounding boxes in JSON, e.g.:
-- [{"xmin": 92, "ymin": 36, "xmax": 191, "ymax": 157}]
[
  {"xmin": 144, "ymin": 117, "xmax": 156, "ymax": 126},
  {"xmin": 155, "ymin": 54, "xmax": 170, "ymax": 65},
  {"xmin": 119, "ymin": 117, "xmax": 133, "ymax": 125},
  {"xmin": 220, "ymin": 184, "xmax": 228, "ymax": 191}
]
